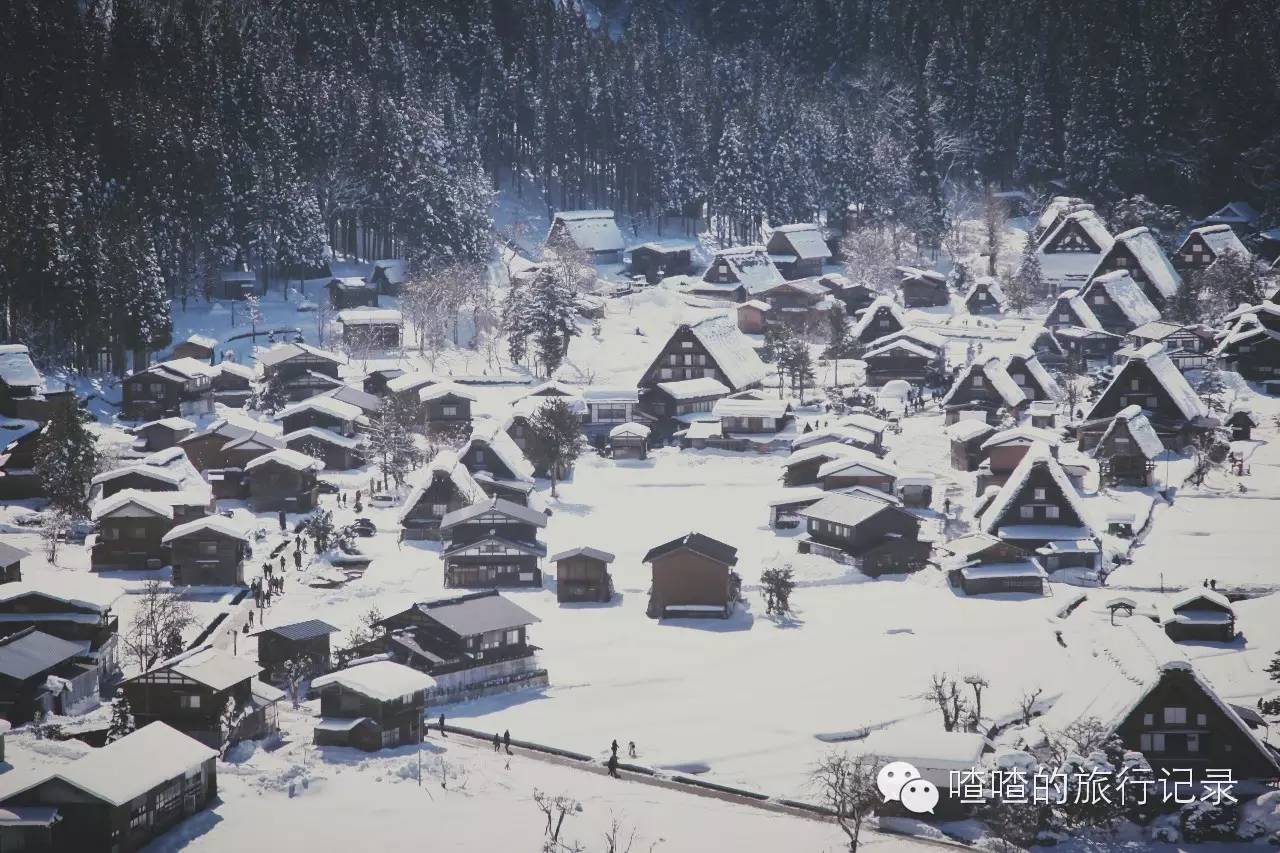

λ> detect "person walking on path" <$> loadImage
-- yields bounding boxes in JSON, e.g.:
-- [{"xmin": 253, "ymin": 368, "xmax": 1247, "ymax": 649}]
[
  {"xmin": 628, "ymin": 741, "xmax": 636, "ymax": 759},
  {"xmin": 503, "ymin": 730, "xmax": 511, "ymax": 755},
  {"xmin": 279, "ymin": 554, "xmax": 286, "ymax": 574},
  {"xmin": 278, "ymin": 510, "xmax": 287, "ymax": 532},
  {"xmin": 438, "ymin": 714, "xmax": 447, "ymax": 737},
  {"xmin": 607, "ymin": 752, "xmax": 620, "ymax": 778},
  {"xmin": 492, "ymin": 732, "xmax": 501, "ymax": 752},
  {"xmin": 610, "ymin": 739, "xmax": 618, "ymax": 758},
  {"xmin": 293, "ymin": 549, "xmax": 302, "ymax": 570}
]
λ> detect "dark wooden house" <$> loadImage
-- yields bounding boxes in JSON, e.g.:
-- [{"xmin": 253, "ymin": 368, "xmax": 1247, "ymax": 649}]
[
  {"xmin": 547, "ymin": 210, "xmax": 626, "ymax": 264},
  {"xmin": 963, "ymin": 277, "xmax": 1007, "ymax": 314},
  {"xmin": 311, "ymin": 661, "xmax": 435, "ymax": 751},
  {"xmin": 850, "ymin": 296, "xmax": 907, "ymax": 345},
  {"xmin": 1038, "ymin": 208, "xmax": 1112, "ymax": 255},
  {"xmin": 244, "ymin": 448, "xmax": 321, "ymax": 513},
  {"xmin": 121, "ymin": 644, "xmax": 282, "ymax": 750},
  {"xmin": 255, "ymin": 620, "xmax": 339, "ymax": 682},
  {"xmin": 438, "ymin": 497, "xmax": 547, "ymax": 588},
  {"xmin": 363, "ymin": 367, "xmax": 405, "ymax": 397},
  {"xmin": 326, "ymin": 276, "xmax": 379, "ymax": 310},
  {"xmin": 284, "ymin": 426, "xmax": 363, "ymax": 470},
  {"xmin": 639, "ymin": 317, "xmax": 767, "ymax": 393},
  {"xmin": 940, "ymin": 534, "xmax": 1046, "ymax": 596},
  {"xmin": 798, "ymin": 493, "xmax": 928, "ymax": 576},
  {"xmin": 1086, "ymin": 405, "xmax": 1163, "ymax": 486},
  {"xmin": 212, "ymin": 361, "xmax": 254, "ymax": 408},
  {"xmin": 643, "ymin": 532, "xmax": 741, "ymax": 619},
  {"xmin": 180, "ymin": 420, "xmax": 283, "ymax": 473},
  {"xmin": 1225, "ymin": 407, "xmax": 1258, "ymax": 441},
  {"xmin": 90, "ymin": 490, "xmax": 204, "ymax": 572},
  {"xmin": 369, "ymin": 591, "xmax": 544, "ymax": 704},
  {"xmin": 978, "ymin": 443, "xmax": 1098, "ymax": 570},
  {"xmin": 256, "ymin": 342, "xmax": 344, "ymax": 402},
  {"xmin": 336, "ymin": 308, "xmax": 402, "ymax": 349},
  {"xmin": 815, "ymin": 451, "xmax": 898, "ymax": 493},
  {"xmin": 0, "ymin": 722, "xmax": 218, "ymax": 853},
  {"xmin": 277, "ymin": 395, "xmax": 361, "ymax": 437},
  {"xmin": 549, "ymin": 547, "xmax": 615, "ymax": 603},
  {"xmin": 815, "ymin": 272, "xmax": 876, "ymax": 315},
  {"xmin": 399, "ymin": 450, "xmax": 481, "ymax": 540},
  {"xmin": 0, "ymin": 543, "xmax": 25, "ymax": 584},
  {"xmin": 766, "ymin": 224, "xmax": 832, "ymax": 279},
  {"xmin": 736, "ymin": 299, "xmax": 769, "ymax": 334},
  {"xmin": 976, "ymin": 426, "xmax": 1062, "ymax": 493},
  {"xmin": 163, "ymin": 516, "xmax": 249, "ymax": 586},
  {"xmin": 420, "ymin": 383, "xmax": 476, "ymax": 435},
  {"xmin": 690, "ymin": 246, "xmax": 784, "ymax": 302},
  {"xmin": 628, "ymin": 241, "xmax": 694, "ymax": 282},
  {"xmin": 752, "ymin": 278, "xmax": 833, "ymax": 331},
  {"xmin": 1078, "ymin": 271, "xmax": 1161, "ymax": 334},
  {"xmin": 895, "ymin": 265, "xmax": 949, "ymax": 308},
  {"xmin": 121, "ymin": 358, "xmax": 216, "ymax": 421},
  {"xmin": 460, "ymin": 421, "xmax": 536, "ymax": 503},
  {"xmin": 946, "ymin": 419, "xmax": 996, "ymax": 471},
  {"xmin": 0, "ymin": 629, "xmax": 98, "ymax": 723},
  {"xmin": 1089, "ymin": 226, "xmax": 1182, "ymax": 308},
  {"xmin": 1122, "ymin": 321, "xmax": 1215, "ymax": 371},
  {"xmin": 1214, "ymin": 304, "xmax": 1280, "ymax": 379},
  {"xmin": 940, "ymin": 357, "xmax": 1028, "ymax": 424},
  {"xmin": 1083, "ymin": 343, "xmax": 1210, "ymax": 448},
  {"xmin": 0, "ymin": 419, "xmax": 43, "ymax": 498},
  {"xmin": 133, "ymin": 417, "xmax": 195, "ymax": 453},
  {"xmin": 215, "ymin": 267, "xmax": 258, "ymax": 299},
  {"xmin": 0, "ymin": 581, "xmax": 121, "ymax": 679},
  {"xmin": 1161, "ymin": 591, "xmax": 1236, "ymax": 643},
  {"xmin": 862, "ymin": 333, "xmax": 944, "ymax": 386},
  {"xmin": 171, "ymin": 334, "xmax": 217, "ymax": 363},
  {"xmin": 1173, "ymin": 224, "xmax": 1251, "ymax": 273},
  {"xmin": 608, "ymin": 422, "xmax": 650, "ymax": 460}
]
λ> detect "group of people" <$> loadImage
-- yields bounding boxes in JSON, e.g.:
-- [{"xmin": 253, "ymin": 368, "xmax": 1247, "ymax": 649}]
[
  {"xmin": 605, "ymin": 738, "xmax": 637, "ymax": 778},
  {"xmin": 250, "ymin": 574, "xmax": 283, "ymax": 610}
]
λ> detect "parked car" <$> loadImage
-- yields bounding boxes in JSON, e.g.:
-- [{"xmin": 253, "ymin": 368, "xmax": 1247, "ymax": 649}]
[
  {"xmin": 369, "ymin": 493, "xmax": 398, "ymax": 508},
  {"xmin": 317, "ymin": 479, "xmax": 340, "ymax": 494},
  {"xmin": 349, "ymin": 518, "xmax": 377, "ymax": 537}
]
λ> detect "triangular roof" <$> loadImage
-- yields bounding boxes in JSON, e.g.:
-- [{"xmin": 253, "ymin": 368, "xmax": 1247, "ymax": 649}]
[
  {"xmin": 439, "ymin": 495, "xmax": 547, "ymax": 530},
  {"xmin": 1041, "ymin": 209, "xmax": 1114, "ymax": 254},
  {"xmin": 256, "ymin": 342, "xmax": 345, "ymax": 368},
  {"xmin": 767, "ymin": 223, "xmax": 832, "ymax": 261},
  {"xmin": 1085, "ymin": 343, "xmax": 1207, "ymax": 422},
  {"xmin": 127, "ymin": 643, "xmax": 262, "ymax": 692},
  {"xmin": 701, "ymin": 246, "xmax": 784, "ymax": 295},
  {"xmin": 979, "ymin": 442, "xmax": 1092, "ymax": 536},
  {"xmin": 1101, "ymin": 227, "xmax": 1182, "ymax": 299},
  {"xmin": 90, "ymin": 489, "xmax": 174, "ymax": 521},
  {"xmin": 1181, "ymin": 224, "xmax": 1249, "ymax": 260},
  {"xmin": 1090, "ymin": 404, "xmax": 1164, "ymax": 460},
  {"xmin": 685, "ymin": 316, "xmax": 768, "ymax": 390},
  {"xmin": 161, "ymin": 515, "xmax": 250, "ymax": 543},
  {"xmin": 1083, "ymin": 270, "xmax": 1161, "ymax": 328},
  {"xmin": 941, "ymin": 357, "xmax": 1028, "ymax": 408},
  {"xmin": 1047, "ymin": 290, "xmax": 1103, "ymax": 331},
  {"xmin": 398, "ymin": 449, "xmax": 481, "ymax": 524},
  {"xmin": 964, "ymin": 276, "xmax": 1007, "ymax": 309},
  {"xmin": 850, "ymin": 296, "xmax": 907, "ymax": 340},
  {"xmin": 244, "ymin": 448, "xmax": 323, "ymax": 472},
  {"xmin": 642, "ymin": 532, "xmax": 738, "ymax": 566},
  {"xmin": 463, "ymin": 419, "xmax": 536, "ymax": 483},
  {"xmin": 549, "ymin": 210, "xmax": 625, "ymax": 253}
]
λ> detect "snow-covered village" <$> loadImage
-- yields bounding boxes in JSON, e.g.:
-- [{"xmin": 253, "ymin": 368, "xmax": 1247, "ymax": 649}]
[{"xmin": 3, "ymin": 1, "xmax": 1280, "ymax": 851}]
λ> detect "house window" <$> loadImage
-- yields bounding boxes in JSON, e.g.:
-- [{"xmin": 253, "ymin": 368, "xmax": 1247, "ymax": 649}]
[
  {"xmin": 129, "ymin": 800, "xmax": 152, "ymax": 830},
  {"xmin": 703, "ymin": 369, "xmax": 715, "ymax": 379},
  {"xmin": 505, "ymin": 629, "xmax": 521, "ymax": 645},
  {"xmin": 1046, "ymin": 505, "xmax": 1060, "ymax": 520},
  {"xmin": 179, "ymin": 694, "xmax": 201, "ymax": 709},
  {"xmin": 1093, "ymin": 294, "xmax": 1106, "ymax": 305},
  {"xmin": 441, "ymin": 405, "xmax": 458, "ymax": 417},
  {"xmin": 681, "ymin": 341, "xmax": 693, "ymax": 349},
  {"xmin": 1196, "ymin": 713, "xmax": 1207, "ymax": 726},
  {"xmin": 473, "ymin": 450, "xmax": 485, "ymax": 464},
  {"xmin": 103, "ymin": 527, "xmax": 120, "ymax": 541},
  {"xmin": 1146, "ymin": 396, "xmax": 1157, "ymax": 408},
  {"xmin": 340, "ymin": 692, "xmax": 361, "ymax": 712},
  {"xmin": 130, "ymin": 526, "xmax": 148, "ymax": 539},
  {"xmin": 660, "ymin": 368, "xmax": 673, "ymax": 380},
  {"xmin": 1034, "ymin": 488, "xmax": 1047, "ymax": 500},
  {"xmin": 1058, "ymin": 314, "xmax": 1070, "ymax": 323},
  {"xmin": 151, "ymin": 383, "xmax": 166, "ymax": 397},
  {"xmin": 878, "ymin": 319, "xmax": 889, "ymax": 328},
  {"xmin": 1130, "ymin": 380, "xmax": 1141, "ymax": 391},
  {"xmin": 1186, "ymin": 733, "xmax": 1200, "ymax": 752},
  {"xmin": 1020, "ymin": 505, "xmax": 1034, "ymax": 519},
  {"xmin": 972, "ymin": 376, "xmax": 985, "ymax": 387},
  {"xmin": 1140, "ymin": 733, "xmax": 1166, "ymax": 752},
  {"xmin": 1142, "ymin": 713, "xmax": 1154, "ymax": 726},
  {"xmin": 1163, "ymin": 707, "xmax": 1187, "ymax": 725},
  {"xmin": 381, "ymin": 728, "xmax": 400, "ymax": 748},
  {"xmin": 198, "ymin": 541, "xmax": 218, "ymax": 556},
  {"xmin": 432, "ymin": 503, "xmax": 448, "ymax": 516},
  {"xmin": 156, "ymin": 781, "xmax": 183, "ymax": 814}
]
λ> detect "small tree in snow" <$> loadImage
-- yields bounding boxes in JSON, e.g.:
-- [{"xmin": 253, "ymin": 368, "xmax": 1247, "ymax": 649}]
[
  {"xmin": 964, "ymin": 673, "xmax": 990, "ymax": 731},
  {"xmin": 107, "ymin": 696, "xmax": 135, "ymax": 743},
  {"xmin": 525, "ymin": 398, "xmax": 585, "ymax": 497},
  {"xmin": 1018, "ymin": 686, "xmax": 1044, "ymax": 726},
  {"xmin": 982, "ymin": 186, "xmax": 1008, "ymax": 275},
  {"xmin": 825, "ymin": 302, "xmax": 854, "ymax": 390},
  {"xmin": 341, "ymin": 606, "xmax": 384, "ymax": 657},
  {"xmin": 303, "ymin": 509, "xmax": 337, "ymax": 553},
  {"xmin": 808, "ymin": 751, "xmax": 881, "ymax": 852},
  {"xmin": 41, "ymin": 509, "xmax": 70, "ymax": 564},
  {"xmin": 123, "ymin": 580, "xmax": 196, "ymax": 671},
  {"xmin": 760, "ymin": 566, "xmax": 796, "ymax": 616},
  {"xmin": 245, "ymin": 293, "xmax": 263, "ymax": 338},
  {"xmin": 532, "ymin": 789, "xmax": 582, "ymax": 848},
  {"xmin": 367, "ymin": 394, "xmax": 421, "ymax": 490},
  {"xmin": 281, "ymin": 655, "xmax": 318, "ymax": 708},
  {"xmin": 919, "ymin": 673, "xmax": 968, "ymax": 731},
  {"xmin": 35, "ymin": 400, "xmax": 98, "ymax": 518},
  {"xmin": 1196, "ymin": 363, "xmax": 1229, "ymax": 414}
]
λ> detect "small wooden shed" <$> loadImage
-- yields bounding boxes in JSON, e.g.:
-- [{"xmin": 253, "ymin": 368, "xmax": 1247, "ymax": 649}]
[
  {"xmin": 549, "ymin": 547, "xmax": 615, "ymax": 603},
  {"xmin": 609, "ymin": 422, "xmax": 651, "ymax": 460}
]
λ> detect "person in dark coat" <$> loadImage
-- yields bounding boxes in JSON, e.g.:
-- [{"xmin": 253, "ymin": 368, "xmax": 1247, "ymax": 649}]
[
  {"xmin": 278, "ymin": 509, "xmax": 287, "ymax": 532},
  {"xmin": 607, "ymin": 752, "xmax": 620, "ymax": 778},
  {"xmin": 611, "ymin": 739, "xmax": 618, "ymax": 757},
  {"xmin": 628, "ymin": 741, "xmax": 636, "ymax": 758},
  {"xmin": 279, "ymin": 554, "xmax": 286, "ymax": 573},
  {"xmin": 293, "ymin": 549, "xmax": 302, "ymax": 570},
  {"xmin": 503, "ymin": 730, "xmax": 511, "ymax": 754},
  {"xmin": 438, "ymin": 714, "xmax": 447, "ymax": 737},
  {"xmin": 492, "ymin": 732, "xmax": 501, "ymax": 752}
]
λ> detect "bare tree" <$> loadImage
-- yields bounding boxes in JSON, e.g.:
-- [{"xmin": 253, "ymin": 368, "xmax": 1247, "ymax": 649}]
[
  {"xmin": 602, "ymin": 818, "xmax": 639, "ymax": 853},
  {"xmin": 1018, "ymin": 687, "xmax": 1044, "ymax": 726},
  {"xmin": 41, "ymin": 509, "xmax": 70, "ymax": 564},
  {"xmin": 315, "ymin": 299, "xmax": 335, "ymax": 348},
  {"xmin": 964, "ymin": 674, "xmax": 990, "ymax": 731},
  {"xmin": 982, "ymin": 186, "xmax": 1009, "ymax": 275},
  {"xmin": 808, "ymin": 751, "xmax": 881, "ymax": 852},
  {"xmin": 918, "ymin": 673, "xmax": 968, "ymax": 732},
  {"xmin": 840, "ymin": 227, "xmax": 897, "ymax": 293},
  {"xmin": 1044, "ymin": 717, "xmax": 1112, "ymax": 766},
  {"xmin": 123, "ymin": 581, "xmax": 196, "ymax": 671},
  {"xmin": 533, "ymin": 789, "xmax": 582, "ymax": 849}
]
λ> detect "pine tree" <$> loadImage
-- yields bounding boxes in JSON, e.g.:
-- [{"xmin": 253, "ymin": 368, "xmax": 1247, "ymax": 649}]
[
  {"xmin": 525, "ymin": 397, "xmax": 585, "ymax": 497},
  {"xmin": 107, "ymin": 696, "xmax": 135, "ymax": 743},
  {"xmin": 1196, "ymin": 364, "xmax": 1228, "ymax": 414},
  {"xmin": 35, "ymin": 400, "xmax": 99, "ymax": 518},
  {"xmin": 1006, "ymin": 235, "xmax": 1043, "ymax": 311},
  {"xmin": 368, "ymin": 395, "xmax": 422, "ymax": 490}
]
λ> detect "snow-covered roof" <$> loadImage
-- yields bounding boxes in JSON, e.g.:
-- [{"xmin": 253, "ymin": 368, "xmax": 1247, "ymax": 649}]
[
  {"xmin": 980, "ymin": 425, "xmax": 1061, "ymax": 450},
  {"xmin": 336, "ymin": 308, "xmax": 402, "ymax": 326},
  {"xmin": 413, "ymin": 591, "xmax": 540, "ymax": 635},
  {"xmin": 91, "ymin": 464, "xmax": 182, "ymax": 489},
  {"xmin": 371, "ymin": 258, "xmax": 408, "ymax": 284},
  {"xmin": 384, "ymin": 372, "xmax": 435, "ymax": 394},
  {"xmin": 1050, "ymin": 290, "xmax": 1103, "ymax": 331},
  {"xmin": 851, "ymin": 295, "xmax": 908, "ymax": 339},
  {"xmin": 1086, "ymin": 270, "xmax": 1161, "ymax": 327},
  {"xmin": 518, "ymin": 380, "xmax": 582, "ymax": 400},
  {"xmin": 1169, "ymin": 588, "xmax": 1232, "ymax": 614},
  {"xmin": 799, "ymin": 492, "xmax": 901, "ymax": 527},
  {"xmin": 0, "ymin": 345, "xmax": 42, "ymax": 387},
  {"xmin": 854, "ymin": 727, "xmax": 987, "ymax": 787},
  {"xmin": 440, "ymin": 495, "xmax": 546, "ymax": 529},
  {"xmin": 136, "ymin": 416, "xmax": 196, "ymax": 434},
  {"xmin": 945, "ymin": 419, "xmax": 997, "ymax": 442},
  {"xmin": 1035, "ymin": 196, "xmax": 1084, "ymax": 236},
  {"xmin": 979, "ymin": 442, "xmax": 1093, "ymax": 536},
  {"xmin": 550, "ymin": 210, "xmax": 625, "ymax": 253},
  {"xmin": 687, "ymin": 316, "xmax": 767, "ymax": 390},
  {"xmin": 1090, "ymin": 343, "xmax": 1207, "ymax": 422},
  {"xmin": 959, "ymin": 561, "xmax": 1047, "ymax": 581},
  {"xmin": 0, "ymin": 723, "xmax": 218, "ymax": 807},
  {"xmin": 816, "ymin": 449, "xmax": 898, "ymax": 480},
  {"xmin": 1107, "ymin": 227, "xmax": 1181, "ymax": 299},
  {"xmin": 965, "ymin": 276, "xmax": 1007, "ymax": 308},
  {"xmin": 181, "ymin": 333, "xmax": 218, "ymax": 350},
  {"xmin": 657, "ymin": 377, "xmax": 731, "ymax": 401},
  {"xmin": 284, "ymin": 426, "xmax": 363, "ymax": 451},
  {"xmin": 90, "ymin": 489, "xmax": 174, "ymax": 521},
  {"xmin": 1091, "ymin": 404, "xmax": 1164, "ymax": 460},
  {"xmin": 703, "ymin": 246, "xmax": 785, "ymax": 295},
  {"xmin": 581, "ymin": 387, "xmax": 639, "ymax": 404},
  {"xmin": 419, "ymin": 381, "xmax": 477, "ymax": 403},
  {"xmin": 140, "ymin": 357, "xmax": 218, "ymax": 382},
  {"xmin": 712, "ymin": 396, "xmax": 790, "ymax": 420},
  {"xmin": 1194, "ymin": 224, "xmax": 1250, "ymax": 259},
  {"xmin": 0, "ymin": 577, "xmax": 119, "ymax": 612},
  {"xmin": 871, "ymin": 326, "xmax": 945, "ymax": 351},
  {"xmin": 769, "ymin": 223, "xmax": 832, "ymax": 261},
  {"xmin": 161, "ymin": 515, "xmax": 249, "ymax": 543},
  {"xmin": 398, "ymin": 450, "xmax": 481, "ymax": 524},
  {"xmin": 218, "ymin": 360, "xmax": 255, "ymax": 380},
  {"xmin": 256, "ymin": 341, "xmax": 344, "ymax": 368},
  {"xmin": 609, "ymin": 421, "xmax": 650, "ymax": 440},
  {"xmin": 1002, "ymin": 349, "xmax": 1062, "ymax": 402},
  {"xmin": 311, "ymin": 660, "xmax": 437, "ymax": 702},
  {"xmin": 244, "ymin": 448, "xmax": 323, "ymax": 472},
  {"xmin": 941, "ymin": 357, "xmax": 1027, "ymax": 408},
  {"xmin": 1046, "ymin": 209, "xmax": 1114, "ymax": 253},
  {"xmin": 895, "ymin": 265, "xmax": 947, "ymax": 286},
  {"xmin": 863, "ymin": 338, "xmax": 937, "ymax": 360},
  {"xmin": 548, "ymin": 546, "xmax": 615, "ymax": 564},
  {"xmin": 466, "ymin": 419, "xmax": 535, "ymax": 482},
  {"xmin": 277, "ymin": 395, "xmax": 362, "ymax": 423},
  {"xmin": 132, "ymin": 643, "xmax": 262, "ymax": 691},
  {"xmin": 1204, "ymin": 201, "xmax": 1258, "ymax": 224},
  {"xmin": 679, "ymin": 420, "xmax": 723, "ymax": 440}
]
